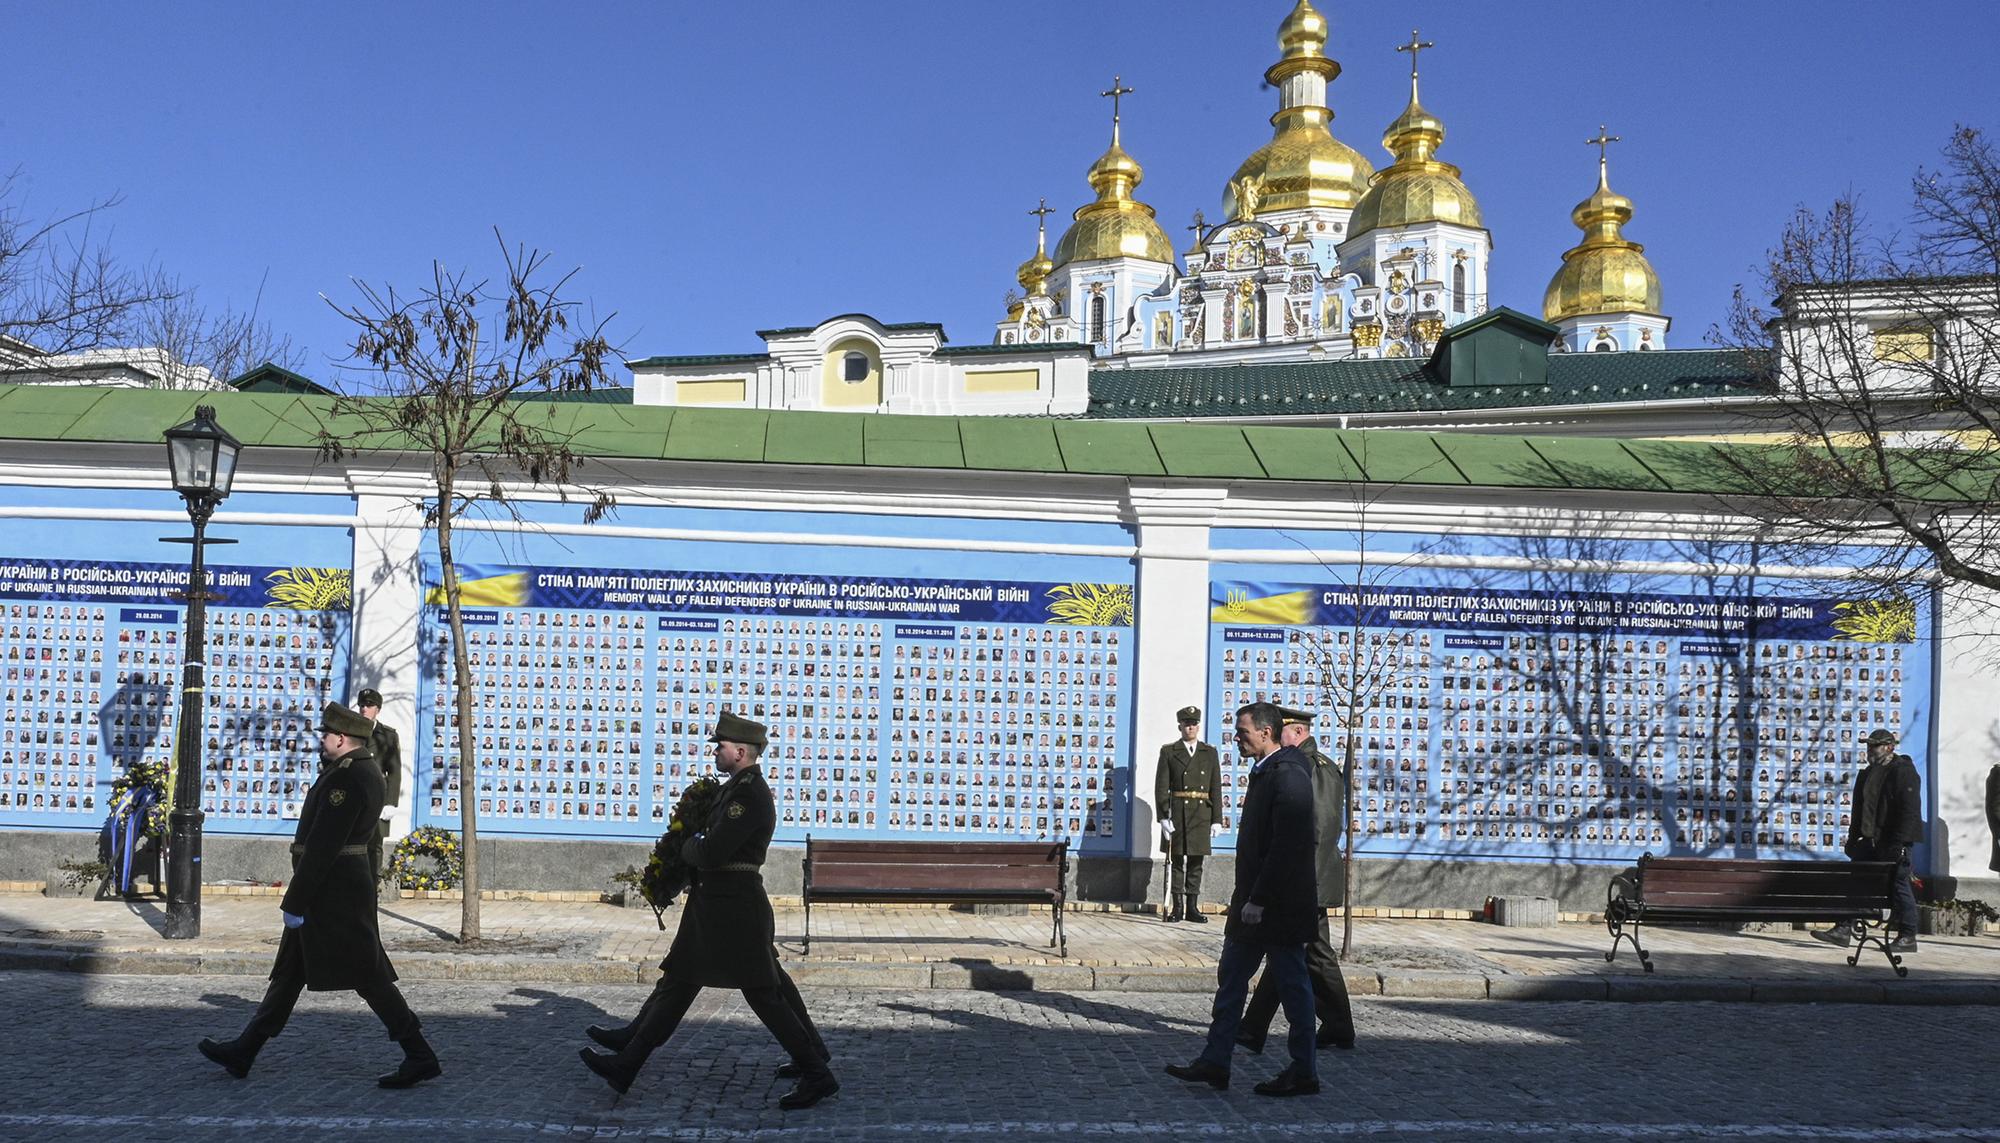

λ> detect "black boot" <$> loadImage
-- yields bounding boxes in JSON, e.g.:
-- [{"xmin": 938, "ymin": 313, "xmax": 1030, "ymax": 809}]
[
  {"xmin": 197, "ymin": 1034, "xmax": 263, "ymax": 1079},
  {"xmin": 777, "ymin": 1048, "xmax": 834, "ymax": 1079},
  {"xmin": 378, "ymin": 1034, "xmax": 442, "ymax": 1088},
  {"xmin": 778, "ymin": 1068, "xmax": 840, "ymax": 1110},
  {"xmin": 586, "ymin": 1023, "xmax": 634, "ymax": 1052},
  {"xmin": 580, "ymin": 1048, "xmax": 642, "ymax": 1095},
  {"xmin": 1184, "ymin": 895, "xmax": 1209, "ymax": 924},
  {"xmin": 1163, "ymin": 896, "xmax": 1182, "ymax": 923}
]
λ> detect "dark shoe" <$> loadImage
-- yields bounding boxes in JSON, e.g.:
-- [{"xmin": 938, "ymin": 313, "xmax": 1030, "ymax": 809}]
[
  {"xmin": 1316, "ymin": 1028, "xmax": 1355, "ymax": 1051},
  {"xmin": 1184, "ymin": 897, "xmax": 1209, "ymax": 924},
  {"xmin": 778, "ymin": 1070, "xmax": 840, "ymax": 1110},
  {"xmin": 585, "ymin": 1023, "xmax": 633, "ymax": 1052},
  {"xmin": 1163, "ymin": 902, "xmax": 1182, "ymax": 923},
  {"xmin": 1234, "ymin": 1028, "xmax": 1267, "ymax": 1055},
  {"xmin": 197, "ymin": 1035, "xmax": 259, "ymax": 1079},
  {"xmin": 579, "ymin": 1048, "xmax": 640, "ymax": 1095},
  {"xmin": 1888, "ymin": 933, "xmax": 1919, "ymax": 953},
  {"xmin": 1810, "ymin": 926, "xmax": 1853, "ymax": 948},
  {"xmin": 377, "ymin": 1055, "xmax": 442, "ymax": 1089},
  {"xmin": 1164, "ymin": 1059, "xmax": 1229, "ymax": 1090},
  {"xmin": 1253, "ymin": 1067, "xmax": 1321, "ymax": 1097}
]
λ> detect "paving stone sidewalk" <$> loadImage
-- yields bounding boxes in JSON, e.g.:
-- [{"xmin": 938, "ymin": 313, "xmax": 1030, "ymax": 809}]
[{"xmin": 1, "ymin": 891, "xmax": 1994, "ymax": 1003}]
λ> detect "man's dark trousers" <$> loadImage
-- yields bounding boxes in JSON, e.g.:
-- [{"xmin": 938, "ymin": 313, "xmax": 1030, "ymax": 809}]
[
  {"xmin": 1195, "ymin": 935, "xmax": 1315, "ymax": 1078},
  {"xmin": 1851, "ymin": 839, "xmax": 1920, "ymax": 932},
  {"xmin": 617, "ymin": 970, "xmax": 827, "ymax": 1071},
  {"xmin": 1239, "ymin": 910, "xmax": 1353, "ymax": 1046}
]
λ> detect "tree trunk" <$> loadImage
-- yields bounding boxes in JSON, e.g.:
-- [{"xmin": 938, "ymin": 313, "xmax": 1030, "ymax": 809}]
[{"xmin": 436, "ymin": 465, "xmax": 480, "ymax": 944}]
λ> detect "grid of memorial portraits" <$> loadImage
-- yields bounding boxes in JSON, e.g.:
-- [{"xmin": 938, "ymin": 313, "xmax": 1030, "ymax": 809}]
[
  {"xmin": 1, "ymin": 601, "xmax": 346, "ymax": 830},
  {"xmin": 423, "ymin": 608, "xmax": 1129, "ymax": 842},
  {"xmin": 1212, "ymin": 626, "xmax": 1913, "ymax": 857}
]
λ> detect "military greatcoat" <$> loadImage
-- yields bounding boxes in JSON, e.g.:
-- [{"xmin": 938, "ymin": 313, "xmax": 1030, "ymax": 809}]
[
  {"xmin": 275, "ymin": 743, "xmax": 397, "ymax": 992},
  {"xmin": 665, "ymin": 763, "xmax": 781, "ymax": 990},
  {"xmin": 1155, "ymin": 738, "xmax": 1222, "ymax": 856},
  {"xmin": 1299, "ymin": 734, "xmax": 1348, "ymax": 909}
]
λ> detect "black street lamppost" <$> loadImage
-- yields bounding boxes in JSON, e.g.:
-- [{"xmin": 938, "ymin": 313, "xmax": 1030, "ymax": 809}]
[{"xmin": 161, "ymin": 404, "xmax": 242, "ymax": 940}]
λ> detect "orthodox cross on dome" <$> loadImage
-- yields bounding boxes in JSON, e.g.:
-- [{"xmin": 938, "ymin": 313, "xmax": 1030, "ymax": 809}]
[
  {"xmin": 1029, "ymin": 198, "xmax": 1055, "ymax": 241},
  {"xmin": 1395, "ymin": 29, "xmax": 1434, "ymax": 99},
  {"xmin": 1587, "ymin": 124, "xmax": 1622, "ymax": 183},
  {"xmin": 1100, "ymin": 75, "xmax": 1135, "ymax": 144},
  {"xmin": 1186, "ymin": 209, "xmax": 1207, "ymax": 245}
]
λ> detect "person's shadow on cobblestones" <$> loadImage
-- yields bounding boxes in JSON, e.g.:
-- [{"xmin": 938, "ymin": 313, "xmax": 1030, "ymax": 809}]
[{"xmin": 880, "ymin": 990, "xmax": 1204, "ymax": 1039}]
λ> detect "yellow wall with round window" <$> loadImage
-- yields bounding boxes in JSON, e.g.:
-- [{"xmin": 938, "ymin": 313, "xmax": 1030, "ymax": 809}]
[{"xmin": 822, "ymin": 339, "xmax": 882, "ymax": 407}]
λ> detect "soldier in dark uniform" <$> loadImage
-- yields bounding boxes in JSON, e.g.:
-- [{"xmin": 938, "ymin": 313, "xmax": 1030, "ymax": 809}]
[
  {"xmin": 1237, "ymin": 707, "xmax": 1356, "ymax": 1052},
  {"xmin": 1167, "ymin": 702, "xmax": 1320, "ymax": 1097},
  {"xmin": 1155, "ymin": 705, "xmax": 1221, "ymax": 923},
  {"xmin": 580, "ymin": 712, "xmax": 838, "ymax": 1110},
  {"xmin": 1815, "ymin": 727, "xmax": 1925, "ymax": 951},
  {"xmin": 356, "ymin": 688, "xmax": 401, "ymax": 888},
  {"xmin": 196, "ymin": 701, "xmax": 440, "ymax": 1088}
]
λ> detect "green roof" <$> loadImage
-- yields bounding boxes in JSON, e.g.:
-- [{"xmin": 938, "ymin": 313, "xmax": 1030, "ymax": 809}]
[
  {"xmin": 1084, "ymin": 348, "xmax": 1765, "ymax": 419},
  {"xmin": 0, "ymin": 382, "xmax": 1966, "ymax": 501},
  {"xmin": 512, "ymin": 386, "xmax": 635, "ymax": 404},
  {"xmin": 623, "ymin": 353, "xmax": 770, "ymax": 368}
]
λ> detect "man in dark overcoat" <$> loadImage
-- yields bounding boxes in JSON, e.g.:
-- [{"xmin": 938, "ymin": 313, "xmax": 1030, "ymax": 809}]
[
  {"xmin": 357, "ymin": 687, "xmax": 401, "ymax": 888},
  {"xmin": 580, "ymin": 712, "xmax": 837, "ymax": 1110},
  {"xmin": 1166, "ymin": 702, "xmax": 1319, "ymax": 1097},
  {"xmin": 1816, "ymin": 727, "xmax": 1925, "ymax": 950},
  {"xmin": 1155, "ymin": 704, "xmax": 1222, "ymax": 922},
  {"xmin": 1237, "ymin": 707, "xmax": 1356, "ymax": 1052},
  {"xmin": 197, "ymin": 701, "xmax": 440, "ymax": 1088},
  {"xmin": 1986, "ymin": 763, "xmax": 2000, "ymax": 875}
]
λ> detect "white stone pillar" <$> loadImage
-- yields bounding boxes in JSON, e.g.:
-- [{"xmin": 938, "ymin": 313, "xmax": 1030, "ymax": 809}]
[
  {"xmin": 1126, "ymin": 485, "xmax": 1225, "ymax": 879},
  {"xmin": 349, "ymin": 491, "xmax": 426, "ymax": 840}
]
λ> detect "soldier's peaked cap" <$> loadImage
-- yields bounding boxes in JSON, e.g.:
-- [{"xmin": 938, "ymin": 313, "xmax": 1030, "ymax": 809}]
[
  {"xmin": 1176, "ymin": 706, "xmax": 1201, "ymax": 724},
  {"xmin": 1277, "ymin": 705, "xmax": 1317, "ymax": 725},
  {"xmin": 709, "ymin": 711, "xmax": 769, "ymax": 747},
  {"xmin": 316, "ymin": 701, "xmax": 374, "ymax": 738}
]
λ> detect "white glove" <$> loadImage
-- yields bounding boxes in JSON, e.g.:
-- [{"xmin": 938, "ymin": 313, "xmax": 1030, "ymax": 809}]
[
  {"xmin": 1210, "ymin": 823, "xmax": 1222, "ymax": 835},
  {"xmin": 1159, "ymin": 819, "xmax": 1176, "ymax": 837},
  {"xmin": 1240, "ymin": 903, "xmax": 1265, "ymax": 925},
  {"xmin": 281, "ymin": 910, "xmax": 305, "ymax": 929}
]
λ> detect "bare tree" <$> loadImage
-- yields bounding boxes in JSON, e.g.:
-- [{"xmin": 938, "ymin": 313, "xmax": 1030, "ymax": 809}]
[
  {"xmin": 0, "ymin": 169, "xmax": 176, "ymax": 357},
  {"xmin": 130, "ymin": 274, "xmax": 305, "ymax": 389},
  {"xmin": 317, "ymin": 231, "xmax": 618, "ymax": 943},
  {"xmin": 1715, "ymin": 126, "xmax": 2000, "ymax": 608}
]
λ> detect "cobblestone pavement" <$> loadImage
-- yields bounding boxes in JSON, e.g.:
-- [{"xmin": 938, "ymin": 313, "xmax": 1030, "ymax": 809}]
[{"xmin": 5, "ymin": 972, "xmax": 1997, "ymax": 1141}]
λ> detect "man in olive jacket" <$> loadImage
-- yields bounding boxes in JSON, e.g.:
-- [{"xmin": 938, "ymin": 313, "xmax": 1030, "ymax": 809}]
[
  {"xmin": 581, "ymin": 712, "xmax": 837, "ymax": 1110},
  {"xmin": 357, "ymin": 687, "xmax": 400, "ymax": 888},
  {"xmin": 197, "ymin": 702, "xmax": 439, "ymax": 1088},
  {"xmin": 1156, "ymin": 705, "xmax": 1222, "ymax": 922},
  {"xmin": 1166, "ymin": 702, "xmax": 1319, "ymax": 1098},
  {"xmin": 1236, "ymin": 707, "xmax": 1356, "ymax": 1052}
]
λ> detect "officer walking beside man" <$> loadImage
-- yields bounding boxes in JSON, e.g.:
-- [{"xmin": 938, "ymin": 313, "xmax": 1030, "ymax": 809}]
[
  {"xmin": 1156, "ymin": 705, "xmax": 1221, "ymax": 923},
  {"xmin": 196, "ymin": 701, "xmax": 440, "ymax": 1088}
]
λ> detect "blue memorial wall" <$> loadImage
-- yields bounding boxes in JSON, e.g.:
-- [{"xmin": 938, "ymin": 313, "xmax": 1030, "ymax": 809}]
[
  {"xmin": 412, "ymin": 505, "xmax": 1138, "ymax": 852},
  {"xmin": 1202, "ymin": 529, "xmax": 1935, "ymax": 866},
  {"xmin": 0, "ymin": 493, "xmax": 356, "ymax": 837}
]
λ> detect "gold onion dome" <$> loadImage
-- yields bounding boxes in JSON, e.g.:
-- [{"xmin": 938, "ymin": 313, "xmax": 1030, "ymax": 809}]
[
  {"xmin": 1053, "ymin": 90, "xmax": 1173, "ymax": 266},
  {"xmin": 1017, "ymin": 202, "xmax": 1056, "ymax": 296},
  {"xmin": 1347, "ymin": 47, "xmax": 1483, "ymax": 234},
  {"xmin": 1224, "ymin": 0, "xmax": 1373, "ymax": 217},
  {"xmin": 1543, "ymin": 143, "xmax": 1663, "ymax": 321}
]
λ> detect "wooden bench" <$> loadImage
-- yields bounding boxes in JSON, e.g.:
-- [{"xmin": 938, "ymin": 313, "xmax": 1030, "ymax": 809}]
[
  {"xmin": 1605, "ymin": 854, "xmax": 1906, "ymax": 977},
  {"xmin": 802, "ymin": 838, "xmax": 1069, "ymax": 957}
]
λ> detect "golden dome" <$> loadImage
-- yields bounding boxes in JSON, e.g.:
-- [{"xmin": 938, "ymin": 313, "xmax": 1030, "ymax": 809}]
[
  {"xmin": 1225, "ymin": 1, "xmax": 1372, "ymax": 216},
  {"xmin": 1543, "ymin": 156, "xmax": 1662, "ymax": 321},
  {"xmin": 1017, "ymin": 220, "xmax": 1055, "ymax": 297},
  {"xmin": 1347, "ymin": 52, "xmax": 1482, "ymax": 235},
  {"xmin": 1053, "ymin": 139, "xmax": 1173, "ymax": 266}
]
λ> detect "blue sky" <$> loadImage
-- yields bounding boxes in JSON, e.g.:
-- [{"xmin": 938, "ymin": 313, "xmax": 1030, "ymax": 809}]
[{"xmin": 4, "ymin": 2, "xmax": 1995, "ymax": 382}]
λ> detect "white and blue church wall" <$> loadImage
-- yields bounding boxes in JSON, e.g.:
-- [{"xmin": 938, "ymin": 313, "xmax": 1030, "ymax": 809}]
[{"xmin": 0, "ymin": 444, "xmax": 1992, "ymax": 908}]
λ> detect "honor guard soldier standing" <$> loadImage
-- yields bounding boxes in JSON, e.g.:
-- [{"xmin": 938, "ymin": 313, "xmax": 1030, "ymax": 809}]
[
  {"xmin": 356, "ymin": 688, "xmax": 401, "ymax": 888},
  {"xmin": 580, "ymin": 712, "xmax": 838, "ymax": 1110},
  {"xmin": 1156, "ymin": 705, "xmax": 1222, "ymax": 923},
  {"xmin": 1237, "ymin": 707, "xmax": 1356, "ymax": 1052},
  {"xmin": 196, "ymin": 701, "xmax": 440, "ymax": 1088}
]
